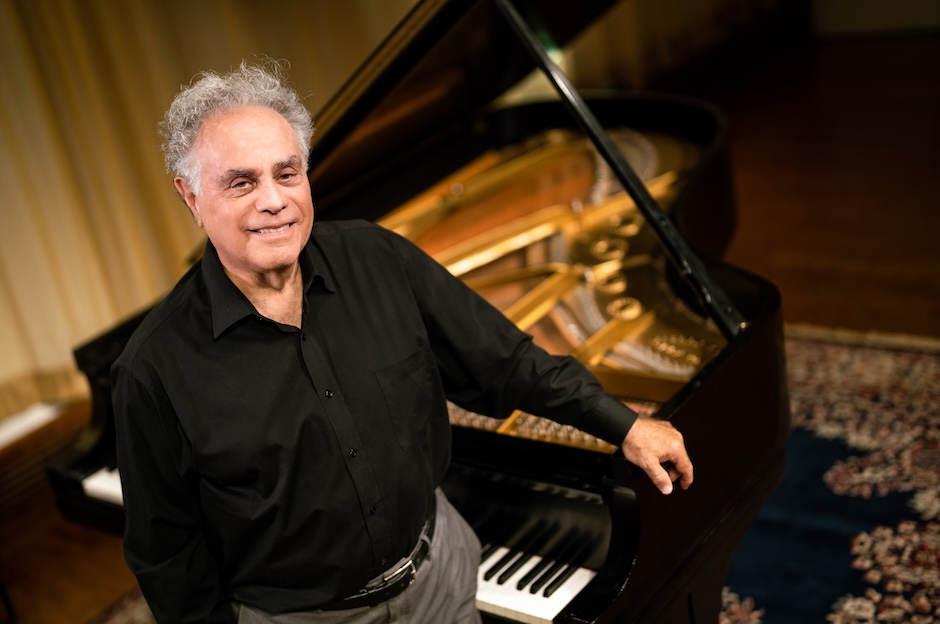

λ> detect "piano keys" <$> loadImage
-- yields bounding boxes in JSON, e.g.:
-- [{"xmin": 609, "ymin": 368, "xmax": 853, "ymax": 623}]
[
  {"xmin": 476, "ymin": 530, "xmax": 599, "ymax": 624},
  {"xmin": 48, "ymin": 1, "xmax": 791, "ymax": 622},
  {"xmin": 80, "ymin": 465, "xmax": 122, "ymax": 506}
]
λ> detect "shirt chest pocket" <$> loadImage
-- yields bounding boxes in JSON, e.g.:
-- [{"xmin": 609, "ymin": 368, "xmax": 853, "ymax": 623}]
[{"xmin": 374, "ymin": 348, "xmax": 434, "ymax": 453}]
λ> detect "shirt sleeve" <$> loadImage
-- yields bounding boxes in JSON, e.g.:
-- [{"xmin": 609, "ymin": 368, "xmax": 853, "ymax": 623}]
[
  {"xmin": 389, "ymin": 228, "xmax": 638, "ymax": 446},
  {"xmin": 112, "ymin": 359, "xmax": 236, "ymax": 624}
]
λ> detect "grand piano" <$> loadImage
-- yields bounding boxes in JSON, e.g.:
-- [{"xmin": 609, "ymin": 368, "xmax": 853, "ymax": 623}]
[{"xmin": 47, "ymin": 1, "xmax": 791, "ymax": 622}]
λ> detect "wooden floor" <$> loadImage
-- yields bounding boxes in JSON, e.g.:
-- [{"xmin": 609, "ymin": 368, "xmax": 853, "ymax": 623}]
[
  {"xmin": 696, "ymin": 31, "xmax": 940, "ymax": 338},
  {"xmin": 1, "ymin": 30, "xmax": 938, "ymax": 624}
]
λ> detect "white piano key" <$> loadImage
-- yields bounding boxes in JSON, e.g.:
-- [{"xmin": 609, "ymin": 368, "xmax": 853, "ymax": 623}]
[
  {"xmin": 476, "ymin": 546, "xmax": 596, "ymax": 624},
  {"xmin": 82, "ymin": 467, "xmax": 124, "ymax": 505}
]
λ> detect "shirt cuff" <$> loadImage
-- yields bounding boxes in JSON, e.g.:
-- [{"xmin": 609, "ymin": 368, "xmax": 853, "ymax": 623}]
[{"xmin": 584, "ymin": 394, "xmax": 639, "ymax": 447}]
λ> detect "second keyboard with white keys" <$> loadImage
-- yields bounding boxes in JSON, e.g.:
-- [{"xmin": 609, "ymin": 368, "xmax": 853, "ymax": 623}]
[{"xmin": 81, "ymin": 465, "xmax": 123, "ymax": 506}]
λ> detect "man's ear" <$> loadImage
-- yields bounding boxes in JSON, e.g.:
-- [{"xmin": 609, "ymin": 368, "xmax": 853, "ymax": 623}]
[{"xmin": 174, "ymin": 177, "xmax": 202, "ymax": 227}]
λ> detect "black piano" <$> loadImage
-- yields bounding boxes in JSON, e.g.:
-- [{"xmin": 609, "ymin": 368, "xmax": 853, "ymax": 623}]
[{"xmin": 48, "ymin": 1, "xmax": 791, "ymax": 622}]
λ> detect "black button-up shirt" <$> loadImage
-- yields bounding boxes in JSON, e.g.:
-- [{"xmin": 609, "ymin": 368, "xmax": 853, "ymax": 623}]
[{"xmin": 112, "ymin": 220, "xmax": 637, "ymax": 623}]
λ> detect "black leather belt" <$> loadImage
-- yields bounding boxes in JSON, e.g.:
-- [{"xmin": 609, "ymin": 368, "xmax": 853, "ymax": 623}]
[{"xmin": 320, "ymin": 505, "xmax": 436, "ymax": 611}]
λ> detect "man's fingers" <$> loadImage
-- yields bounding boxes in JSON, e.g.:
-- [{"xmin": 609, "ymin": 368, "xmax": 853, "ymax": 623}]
[
  {"xmin": 673, "ymin": 454, "xmax": 694, "ymax": 490},
  {"xmin": 645, "ymin": 461, "xmax": 674, "ymax": 495},
  {"xmin": 621, "ymin": 417, "xmax": 694, "ymax": 494}
]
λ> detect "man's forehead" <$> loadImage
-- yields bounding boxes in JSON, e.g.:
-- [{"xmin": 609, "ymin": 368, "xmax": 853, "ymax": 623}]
[
  {"xmin": 195, "ymin": 107, "xmax": 301, "ymax": 170},
  {"xmin": 204, "ymin": 104, "xmax": 284, "ymax": 127},
  {"xmin": 198, "ymin": 106, "xmax": 293, "ymax": 147}
]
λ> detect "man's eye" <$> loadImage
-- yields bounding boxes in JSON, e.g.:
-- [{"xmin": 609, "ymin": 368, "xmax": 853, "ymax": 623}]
[{"xmin": 231, "ymin": 180, "xmax": 251, "ymax": 189}]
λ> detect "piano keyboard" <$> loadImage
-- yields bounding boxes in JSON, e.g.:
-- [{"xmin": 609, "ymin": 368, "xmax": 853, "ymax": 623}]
[
  {"xmin": 471, "ymin": 507, "xmax": 601, "ymax": 624},
  {"xmin": 82, "ymin": 467, "xmax": 598, "ymax": 622},
  {"xmin": 476, "ymin": 542, "xmax": 596, "ymax": 624},
  {"xmin": 82, "ymin": 466, "xmax": 123, "ymax": 506}
]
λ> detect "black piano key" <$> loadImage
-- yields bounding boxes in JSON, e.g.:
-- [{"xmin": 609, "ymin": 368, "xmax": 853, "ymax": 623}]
[
  {"xmin": 484, "ymin": 519, "xmax": 548, "ymax": 581},
  {"xmin": 468, "ymin": 509, "xmax": 497, "ymax": 559},
  {"xmin": 479, "ymin": 510, "xmax": 524, "ymax": 563},
  {"xmin": 543, "ymin": 535, "xmax": 596, "ymax": 598},
  {"xmin": 516, "ymin": 528, "xmax": 581, "ymax": 591},
  {"xmin": 515, "ymin": 549, "xmax": 556, "ymax": 590},
  {"xmin": 496, "ymin": 521, "xmax": 558, "ymax": 585},
  {"xmin": 530, "ymin": 560, "xmax": 566, "ymax": 594},
  {"xmin": 529, "ymin": 531, "xmax": 585, "ymax": 594},
  {"xmin": 480, "ymin": 543, "xmax": 499, "ymax": 563}
]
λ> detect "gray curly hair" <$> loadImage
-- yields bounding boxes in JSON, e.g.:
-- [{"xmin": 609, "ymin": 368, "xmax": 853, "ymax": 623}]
[{"xmin": 161, "ymin": 60, "xmax": 314, "ymax": 193}]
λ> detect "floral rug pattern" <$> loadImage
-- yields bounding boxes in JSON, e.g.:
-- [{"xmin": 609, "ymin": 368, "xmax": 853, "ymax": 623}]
[{"xmin": 725, "ymin": 329, "xmax": 940, "ymax": 624}]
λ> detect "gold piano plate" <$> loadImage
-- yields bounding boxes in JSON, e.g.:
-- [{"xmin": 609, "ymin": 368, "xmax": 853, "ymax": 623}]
[{"xmin": 378, "ymin": 128, "xmax": 727, "ymax": 452}]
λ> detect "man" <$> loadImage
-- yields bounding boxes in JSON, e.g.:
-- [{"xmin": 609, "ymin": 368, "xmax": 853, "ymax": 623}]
[{"xmin": 113, "ymin": 61, "xmax": 693, "ymax": 624}]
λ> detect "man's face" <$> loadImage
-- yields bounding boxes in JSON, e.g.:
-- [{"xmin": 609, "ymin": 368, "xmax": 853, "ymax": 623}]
[{"xmin": 175, "ymin": 105, "xmax": 314, "ymax": 284}]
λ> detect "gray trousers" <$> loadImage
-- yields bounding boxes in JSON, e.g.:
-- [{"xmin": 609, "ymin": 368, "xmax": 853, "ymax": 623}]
[{"xmin": 235, "ymin": 489, "xmax": 483, "ymax": 624}]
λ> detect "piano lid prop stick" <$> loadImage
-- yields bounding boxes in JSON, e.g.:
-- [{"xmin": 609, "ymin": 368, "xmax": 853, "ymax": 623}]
[{"xmin": 493, "ymin": 0, "xmax": 748, "ymax": 340}]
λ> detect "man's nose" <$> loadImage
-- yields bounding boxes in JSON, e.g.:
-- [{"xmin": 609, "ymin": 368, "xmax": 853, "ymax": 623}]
[{"xmin": 255, "ymin": 179, "xmax": 286, "ymax": 213}]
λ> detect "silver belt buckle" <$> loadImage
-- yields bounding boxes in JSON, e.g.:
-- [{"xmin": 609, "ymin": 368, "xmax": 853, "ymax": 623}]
[{"xmin": 383, "ymin": 558, "xmax": 417, "ymax": 586}]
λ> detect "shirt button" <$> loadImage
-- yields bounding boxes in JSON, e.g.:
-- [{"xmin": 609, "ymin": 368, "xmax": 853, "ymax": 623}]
[
  {"xmin": 369, "ymin": 505, "xmax": 377, "ymax": 515},
  {"xmin": 380, "ymin": 557, "xmax": 387, "ymax": 567},
  {"xmin": 348, "ymin": 448, "xmax": 357, "ymax": 458},
  {"xmin": 325, "ymin": 389, "xmax": 334, "ymax": 398}
]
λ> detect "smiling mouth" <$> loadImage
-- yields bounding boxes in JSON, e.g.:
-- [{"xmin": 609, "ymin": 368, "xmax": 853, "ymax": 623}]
[{"xmin": 252, "ymin": 223, "xmax": 292, "ymax": 234}]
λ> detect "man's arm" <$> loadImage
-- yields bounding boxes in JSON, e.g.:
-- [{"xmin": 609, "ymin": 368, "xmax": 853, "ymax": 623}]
[
  {"xmin": 389, "ymin": 227, "xmax": 694, "ymax": 494},
  {"xmin": 112, "ymin": 362, "xmax": 235, "ymax": 624}
]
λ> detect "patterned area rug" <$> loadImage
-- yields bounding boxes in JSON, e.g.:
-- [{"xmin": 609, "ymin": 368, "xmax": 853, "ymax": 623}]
[
  {"xmin": 723, "ymin": 325, "xmax": 940, "ymax": 624},
  {"xmin": 90, "ymin": 326, "xmax": 940, "ymax": 624}
]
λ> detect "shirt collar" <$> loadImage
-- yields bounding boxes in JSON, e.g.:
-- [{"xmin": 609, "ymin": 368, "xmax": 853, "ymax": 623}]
[
  {"xmin": 201, "ymin": 234, "xmax": 336, "ymax": 339},
  {"xmin": 301, "ymin": 230, "xmax": 337, "ymax": 296}
]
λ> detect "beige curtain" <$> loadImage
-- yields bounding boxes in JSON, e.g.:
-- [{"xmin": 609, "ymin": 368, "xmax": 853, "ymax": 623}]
[{"xmin": 0, "ymin": 0, "xmax": 418, "ymax": 419}]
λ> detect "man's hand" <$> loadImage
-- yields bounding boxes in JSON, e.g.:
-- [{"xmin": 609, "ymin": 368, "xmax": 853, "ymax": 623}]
[{"xmin": 620, "ymin": 417, "xmax": 694, "ymax": 495}]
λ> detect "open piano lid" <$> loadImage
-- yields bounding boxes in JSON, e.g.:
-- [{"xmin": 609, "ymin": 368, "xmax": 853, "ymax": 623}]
[
  {"xmin": 309, "ymin": 0, "xmax": 618, "ymax": 197},
  {"xmin": 309, "ymin": 0, "xmax": 746, "ymax": 340}
]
